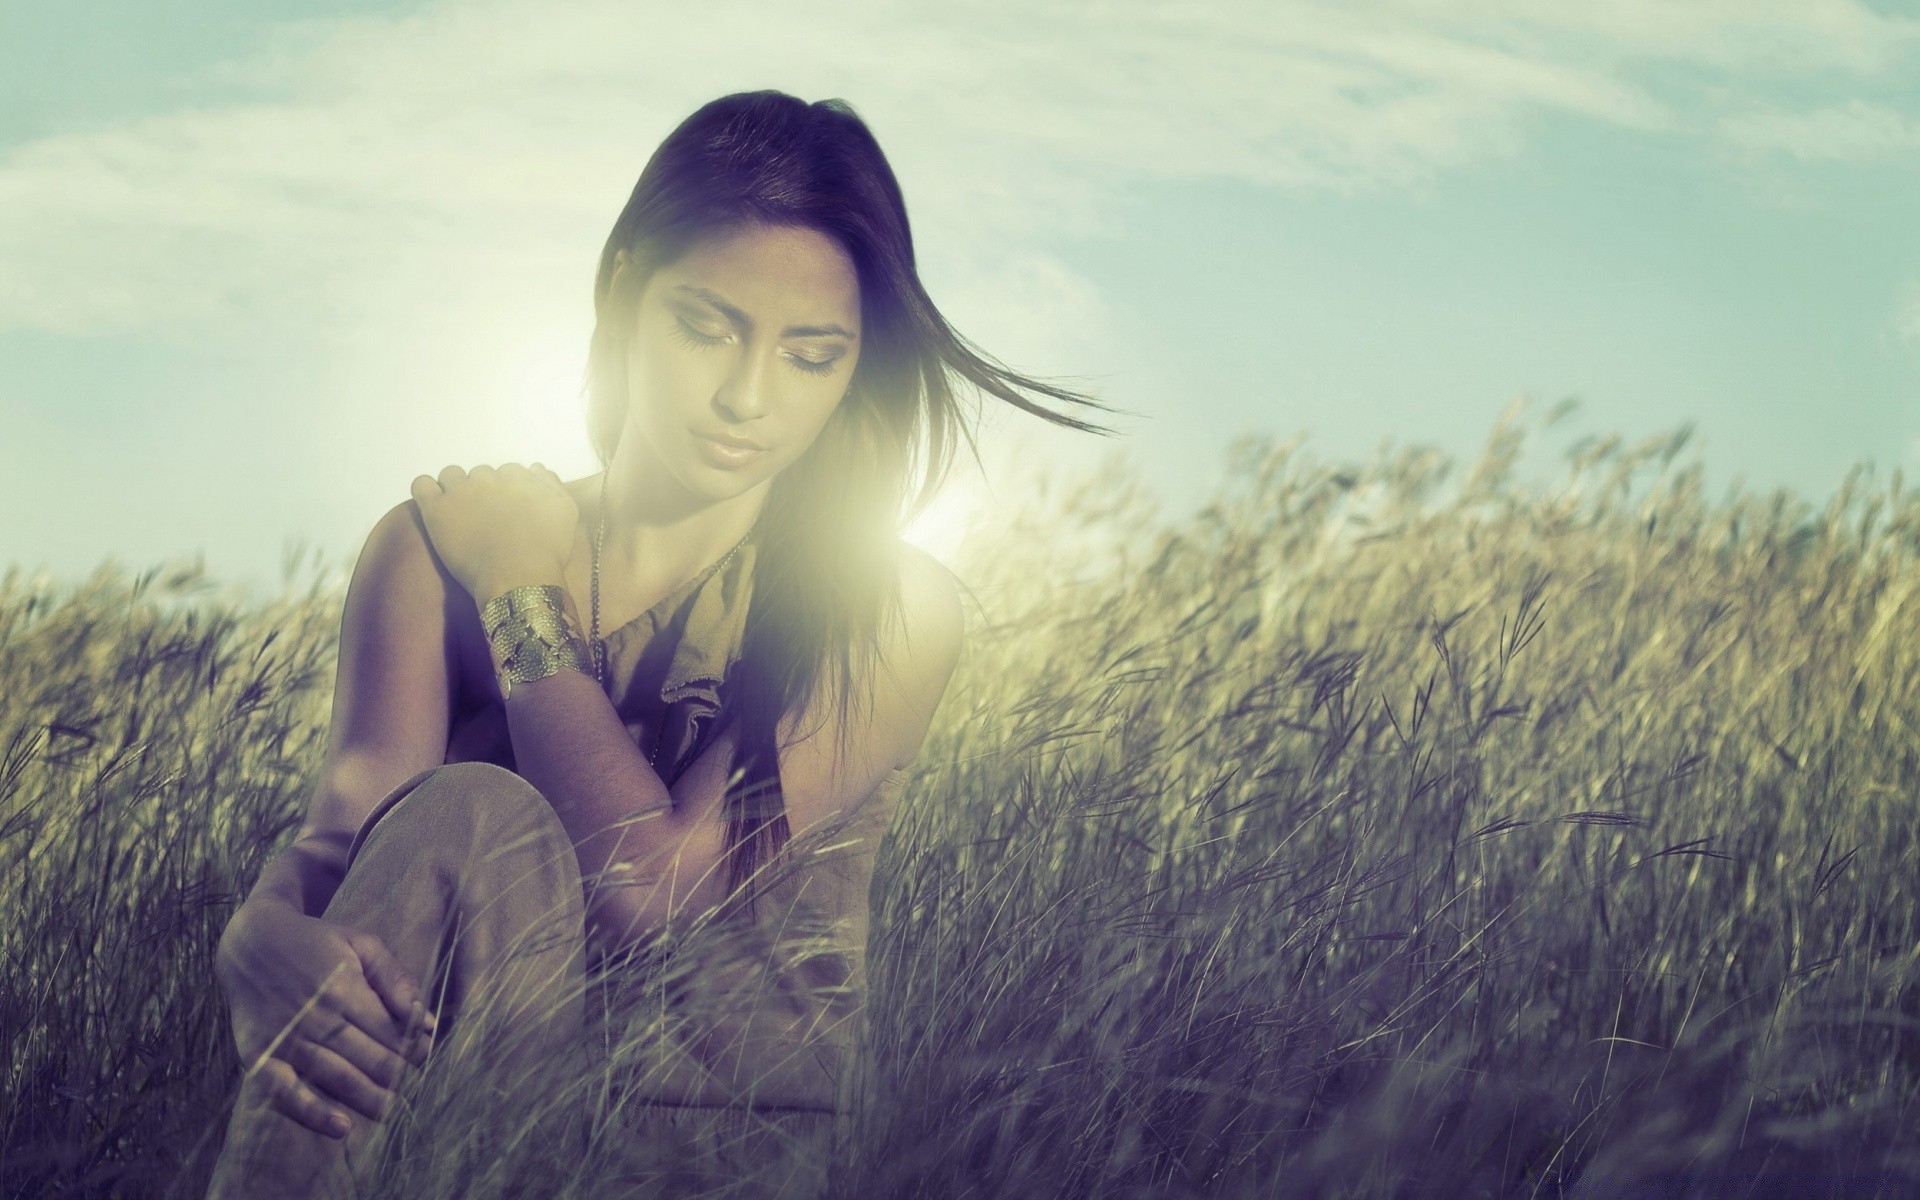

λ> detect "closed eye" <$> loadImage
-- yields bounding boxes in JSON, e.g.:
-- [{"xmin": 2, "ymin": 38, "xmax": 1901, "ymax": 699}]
[
  {"xmin": 670, "ymin": 316, "xmax": 731, "ymax": 349},
  {"xmin": 785, "ymin": 353, "xmax": 841, "ymax": 376},
  {"xmin": 672, "ymin": 312, "xmax": 843, "ymax": 376}
]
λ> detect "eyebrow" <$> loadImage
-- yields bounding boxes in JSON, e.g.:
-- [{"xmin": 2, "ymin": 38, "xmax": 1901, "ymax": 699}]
[{"xmin": 671, "ymin": 284, "xmax": 857, "ymax": 340}]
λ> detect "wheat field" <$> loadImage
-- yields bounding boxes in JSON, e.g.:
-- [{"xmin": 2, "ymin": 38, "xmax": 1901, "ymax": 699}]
[{"xmin": 4, "ymin": 402, "xmax": 1917, "ymax": 1198}]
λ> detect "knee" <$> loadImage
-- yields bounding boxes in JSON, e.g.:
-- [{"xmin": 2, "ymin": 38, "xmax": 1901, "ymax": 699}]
[
  {"xmin": 425, "ymin": 760, "xmax": 545, "ymax": 804},
  {"xmin": 373, "ymin": 761, "xmax": 569, "ymax": 851}
]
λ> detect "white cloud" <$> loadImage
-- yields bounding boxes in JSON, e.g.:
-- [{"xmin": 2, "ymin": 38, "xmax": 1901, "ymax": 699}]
[
  {"xmin": 5, "ymin": 0, "xmax": 1914, "ymax": 591},
  {"xmin": 1395, "ymin": 0, "xmax": 1916, "ymax": 73},
  {"xmin": 1, "ymin": 0, "xmax": 1916, "ymax": 343},
  {"xmin": 1718, "ymin": 98, "xmax": 1920, "ymax": 163}
]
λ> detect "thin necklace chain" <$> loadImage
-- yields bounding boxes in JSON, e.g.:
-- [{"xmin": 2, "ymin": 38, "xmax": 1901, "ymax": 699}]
[
  {"xmin": 591, "ymin": 470, "xmax": 608, "ymax": 688},
  {"xmin": 589, "ymin": 468, "xmax": 750, "ymax": 690}
]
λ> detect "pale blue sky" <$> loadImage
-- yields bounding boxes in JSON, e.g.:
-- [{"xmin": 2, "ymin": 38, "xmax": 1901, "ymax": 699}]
[{"xmin": 3, "ymin": 0, "xmax": 1917, "ymax": 595}]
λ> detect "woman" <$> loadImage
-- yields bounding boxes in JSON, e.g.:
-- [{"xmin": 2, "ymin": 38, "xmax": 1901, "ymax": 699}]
[{"xmin": 199, "ymin": 90, "xmax": 1104, "ymax": 1198}]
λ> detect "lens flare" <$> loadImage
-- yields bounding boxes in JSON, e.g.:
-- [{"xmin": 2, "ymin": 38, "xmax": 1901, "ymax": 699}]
[
  {"xmin": 902, "ymin": 477, "xmax": 985, "ymax": 563},
  {"xmin": 498, "ymin": 329, "xmax": 598, "ymax": 471}
]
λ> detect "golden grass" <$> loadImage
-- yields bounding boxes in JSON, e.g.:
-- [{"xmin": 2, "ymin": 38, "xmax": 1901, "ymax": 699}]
[{"xmin": 4, "ymin": 401, "xmax": 1917, "ymax": 1198}]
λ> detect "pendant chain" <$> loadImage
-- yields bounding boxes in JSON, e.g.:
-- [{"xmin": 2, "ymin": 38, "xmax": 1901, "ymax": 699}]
[
  {"xmin": 591, "ymin": 469, "xmax": 607, "ymax": 689},
  {"xmin": 589, "ymin": 468, "xmax": 750, "ymax": 693}
]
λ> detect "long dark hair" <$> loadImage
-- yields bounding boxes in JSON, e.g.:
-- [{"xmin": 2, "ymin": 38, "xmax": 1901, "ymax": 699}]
[{"xmin": 583, "ymin": 90, "xmax": 1108, "ymax": 921}]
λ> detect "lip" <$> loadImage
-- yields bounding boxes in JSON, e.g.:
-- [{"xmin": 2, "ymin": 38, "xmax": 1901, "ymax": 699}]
[
  {"xmin": 692, "ymin": 428, "xmax": 769, "ymax": 469},
  {"xmin": 695, "ymin": 428, "xmax": 768, "ymax": 451}
]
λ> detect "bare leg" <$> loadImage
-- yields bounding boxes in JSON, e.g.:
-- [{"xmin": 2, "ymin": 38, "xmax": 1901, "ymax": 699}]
[{"xmin": 203, "ymin": 762, "xmax": 589, "ymax": 1200}]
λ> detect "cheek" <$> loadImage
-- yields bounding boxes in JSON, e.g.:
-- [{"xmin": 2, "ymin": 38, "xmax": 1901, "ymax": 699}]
[
  {"xmin": 755, "ymin": 389, "xmax": 843, "ymax": 476},
  {"xmin": 797, "ymin": 383, "xmax": 852, "ymax": 443},
  {"xmin": 628, "ymin": 337, "xmax": 715, "ymax": 417}
]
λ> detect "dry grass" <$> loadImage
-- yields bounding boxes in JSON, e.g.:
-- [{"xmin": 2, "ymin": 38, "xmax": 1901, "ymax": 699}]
[{"xmin": 4, "ymin": 400, "xmax": 1918, "ymax": 1198}]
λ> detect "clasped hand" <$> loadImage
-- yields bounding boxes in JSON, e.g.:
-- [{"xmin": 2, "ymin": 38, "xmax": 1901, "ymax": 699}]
[
  {"xmin": 217, "ymin": 904, "xmax": 436, "ymax": 1138},
  {"xmin": 409, "ymin": 462, "xmax": 579, "ymax": 603}
]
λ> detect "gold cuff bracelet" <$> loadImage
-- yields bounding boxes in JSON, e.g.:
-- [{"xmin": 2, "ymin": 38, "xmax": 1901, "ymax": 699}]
[{"xmin": 479, "ymin": 584, "xmax": 593, "ymax": 701}]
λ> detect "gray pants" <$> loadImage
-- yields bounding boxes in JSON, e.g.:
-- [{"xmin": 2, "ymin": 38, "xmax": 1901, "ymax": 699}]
[{"xmin": 201, "ymin": 761, "xmax": 834, "ymax": 1199}]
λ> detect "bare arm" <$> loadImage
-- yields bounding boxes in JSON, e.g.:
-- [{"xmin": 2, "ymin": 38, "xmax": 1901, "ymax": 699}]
[
  {"xmin": 234, "ymin": 843, "xmax": 346, "ymax": 932},
  {"xmin": 486, "ymin": 543, "xmax": 965, "ymax": 948},
  {"xmin": 214, "ymin": 497, "xmax": 460, "ymax": 1136},
  {"xmin": 232, "ymin": 501, "xmax": 458, "ymax": 918}
]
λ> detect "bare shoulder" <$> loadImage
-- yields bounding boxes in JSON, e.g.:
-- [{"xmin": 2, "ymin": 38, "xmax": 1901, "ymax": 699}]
[
  {"xmin": 357, "ymin": 497, "xmax": 464, "ymax": 639},
  {"xmin": 859, "ymin": 541, "xmax": 964, "ymax": 773},
  {"xmin": 298, "ymin": 495, "xmax": 461, "ymax": 846},
  {"xmin": 363, "ymin": 497, "xmax": 437, "ymax": 579},
  {"xmin": 377, "ymin": 495, "xmax": 498, "ymax": 707},
  {"xmin": 888, "ymin": 541, "xmax": 966, "ymax": 675}
]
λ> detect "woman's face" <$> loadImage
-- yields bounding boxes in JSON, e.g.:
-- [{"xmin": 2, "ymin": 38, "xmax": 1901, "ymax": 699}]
[{"xmin": 619, "ymin": 221, "xmax": 862, "ymax": 503}]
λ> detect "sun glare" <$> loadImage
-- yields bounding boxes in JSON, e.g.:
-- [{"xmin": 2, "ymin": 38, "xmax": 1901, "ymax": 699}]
[
  {"xmin": 903, "ymin": 476, "xmax": 987, "ymax": 564},
  {"xmin": 495, "ymin": 329, "xmax": 599, "ymax": 473},
  {"xmin": 494, "ymin": 330, "xmax": 991, "ymax": 562}
]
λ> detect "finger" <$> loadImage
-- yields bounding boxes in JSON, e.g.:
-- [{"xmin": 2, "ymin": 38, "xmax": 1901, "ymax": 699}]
[
  {"xmin": 289, "ymin": 1037, "xmax": 397, "ymax": 1124},
  {"xmin": 316, "ymin": 983, "xmax": 429, "ymax": 1074},
  {"xmin": 409, "ymin": 474, "xmax": 441, "ymax": 506},
  {"xmin": 437, "ymin": 464, "xmax": 469, "ymax": 491},
  {"xmin": 344, "ymin": 929, "xmax": 434, "ymax": 1033},
  {"xmin": 308, "ymin": 1007, "xmax": 420, "ymax": 1088},
  {"xmin": 256, "ymin": 1055, "xmax": 354, "ymax": 1139}
]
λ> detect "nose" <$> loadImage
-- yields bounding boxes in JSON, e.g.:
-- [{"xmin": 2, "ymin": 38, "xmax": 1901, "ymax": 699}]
[{"xmin": 713, "ymin": 348, "xmax": 772, "ymax": 425}]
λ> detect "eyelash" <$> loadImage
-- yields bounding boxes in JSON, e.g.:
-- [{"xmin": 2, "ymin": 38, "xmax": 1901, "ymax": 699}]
[
  {"xmin": 669, "ymin": 318, "xmax": 729, "ymax": 350},
  {"xmin": 787, "ymin": 355, "xmax": 839, "ymax": 377},
  {"xmin": 670, "ymin": 317, "xmax": 841, "ymax": 376}
]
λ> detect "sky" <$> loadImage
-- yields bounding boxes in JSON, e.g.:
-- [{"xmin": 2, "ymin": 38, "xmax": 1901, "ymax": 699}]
[{"xmin": 3, "ymin": 0, "xmax": 1917, "ymax": 597}]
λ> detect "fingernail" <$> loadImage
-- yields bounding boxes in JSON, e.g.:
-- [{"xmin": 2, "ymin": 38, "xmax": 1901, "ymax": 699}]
[
  {"xmin": 422, "ymin": 1010, "xmax": 437, "ymax": 1030},
  {"xmin": 329, "ymin": 1113, "xmax": 351, "ymax": 1136}
]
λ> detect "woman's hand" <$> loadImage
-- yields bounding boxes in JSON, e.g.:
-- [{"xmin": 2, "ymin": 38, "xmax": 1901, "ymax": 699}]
[
  {"xmin": 215, "ymin": 902, "xmax": 436, "ymax": 1138},
  {"xmin": 409, "ymin": 463, "xmax": 579, "ymax": 604}
]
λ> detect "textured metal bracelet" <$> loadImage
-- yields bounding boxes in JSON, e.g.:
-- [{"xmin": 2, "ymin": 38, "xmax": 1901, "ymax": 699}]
[{"xmin": 480, "ymin": 584, "xmax": 592, "ymax": 700}]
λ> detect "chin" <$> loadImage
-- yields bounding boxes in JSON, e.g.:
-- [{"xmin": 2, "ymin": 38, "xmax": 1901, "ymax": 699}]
[
  {"xmin": 690, "ymin": 472, "xmax": 764, "ymax": 503},
  {"xmin": 676, "ymin": 456, "xmax": 779, "ymax": 501}
]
